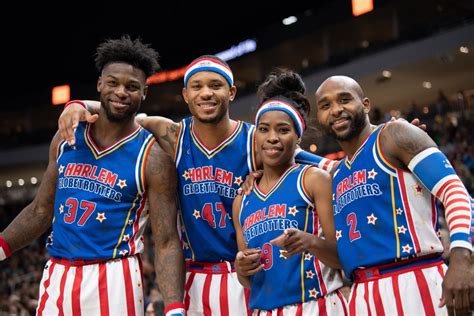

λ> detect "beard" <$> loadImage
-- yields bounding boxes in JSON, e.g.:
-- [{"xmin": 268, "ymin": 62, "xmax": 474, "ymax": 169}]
[
  {"xmin": 194, "ymin": 106, "xmax": 228, "ymax": 124},
  {"xmin": 322, "ymin": 106, "xmax": 367, "ymax": 141},
  {"xmin": 102, "ymin": 100, "xmax": 139, "ymax": 123}
]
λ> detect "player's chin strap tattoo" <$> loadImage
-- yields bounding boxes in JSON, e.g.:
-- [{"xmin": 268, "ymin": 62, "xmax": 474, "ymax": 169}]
[
  {"xmin": 164, "ymin": 302, "xmax": 185, "ymax": 316},
  {"xmin": 408, "ymin": 147, "xmax": 473, "ymax": 251},
  {"xmin": 0, "ymin": 235, "xmax": 12, "ymax": 261}
]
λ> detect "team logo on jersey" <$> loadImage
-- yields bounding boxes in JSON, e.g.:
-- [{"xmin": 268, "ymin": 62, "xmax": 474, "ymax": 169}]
[
  {"xmin": 182, "ymin": 165, "xmax": 238, "ymax": 199},
  {"xmin": 335, "ymin": 168, "xmax": 382, "ymax": 211}
]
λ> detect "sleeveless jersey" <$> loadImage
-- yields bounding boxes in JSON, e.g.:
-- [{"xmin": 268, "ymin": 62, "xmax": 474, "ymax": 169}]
[
  {"xmin": 333, "ymin": 125, "xmax": 443, "ymax": 278},
  {"xmin": 48, "ymin": 122, "xmax": 155, "ymax": 261},
  {"xmin": 239, "ymin": 164, "xmax": 343, "ymax": 311},
  {"xmin": 175, "ymin": 118, "xmax": 257, "ymax": 262}
]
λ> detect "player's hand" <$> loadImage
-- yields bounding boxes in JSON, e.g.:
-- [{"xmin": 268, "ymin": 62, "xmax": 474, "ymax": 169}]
[
  {"xmin": 270, "ymin": 228, "xmax": 316, "ymax": 258},
  {"xmin": 235, "ymin": 248, "xmax": 263, "ymax": 276},
  {"xmin": 439, "ymin": 248, "xmax": 474, "ymax": 315},
  {"xmin": 58, "ymin": 103, "xmax": 98, "ymax": 146},
  {"xmin": 238, "ymin": 170, "xmax": 263, "ymax": 196},
  {"xmin": 390, "ymin": 116, "xmax": 427, "ymax": 132}
]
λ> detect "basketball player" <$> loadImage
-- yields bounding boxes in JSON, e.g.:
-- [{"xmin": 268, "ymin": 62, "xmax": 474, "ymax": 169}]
[
  {"xmin": 315, "ymin": 75, "xmax": 473, "ymax": 315},
  {"xmin": 0, "ymin": 36, "xmax": 185, "ymax": 315},
  {"xmin": 233, "ymin": 69, "xmax": 348, "ymax": 315},
  {"xmin": 57, "ymin": 55, "xmax": 334, "ymax": 315}
]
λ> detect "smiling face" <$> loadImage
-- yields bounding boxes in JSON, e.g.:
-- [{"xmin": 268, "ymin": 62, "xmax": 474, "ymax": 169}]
[
  {"xmin": 315, "ymin": 77, "xmax": 370, "ymax": 142},
  {"xmin": 97, "ymin": 62, "xmax": 147, "ymax": 122},
  {"xmin": 182, "ymin": 71, "xmax": 236, "ymax": 124},
  {"xmin": 255, "ymin": 110, "xmax": 298, "ymax": 169}
]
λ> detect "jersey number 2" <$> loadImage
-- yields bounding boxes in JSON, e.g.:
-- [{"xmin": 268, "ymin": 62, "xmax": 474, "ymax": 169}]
[{"xmin": 347, "ymin": 212, "xmax": 361, "ymax": 242}]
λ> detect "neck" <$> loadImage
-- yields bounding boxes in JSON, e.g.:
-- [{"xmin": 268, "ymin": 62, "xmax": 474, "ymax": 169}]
[
  {"xmin": 339, "ymin": 123, "xmax": 375, "ymax": 158},
  {"xmin": 259, "ymin": 161, "xmax": 294, "ymax": 190},
  {"xmin": 90, "ymin": 116, "xmax": 138, "ymax": 149},
  {"xmin": 192, "ymin": 117, "xmax": 236, "ymax": 148}
]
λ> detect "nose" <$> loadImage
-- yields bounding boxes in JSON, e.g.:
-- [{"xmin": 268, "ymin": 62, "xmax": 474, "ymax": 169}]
[
  {"xmin": 330, "ymin": 102, "xmax": 344, "ymax": 116},
  {"xmin": 266, "ymin": 130, "xmax": 279, "ymax": 143},
  {"xmin": 114, "ymin": 85, "xmax": 128, "ymax": 98},
  {"xmin": 199, "ymin": 86, "xmax": 213, "ymax": 98}
]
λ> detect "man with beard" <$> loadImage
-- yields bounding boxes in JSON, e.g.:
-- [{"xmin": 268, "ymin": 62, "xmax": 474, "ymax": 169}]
[
  {"xmin": 0, "ymin": 36, "xmax": 185, "ymax": 315},
  {"xmin": 315, "ymin": 75, "xmax": 473, "ymax": 315}
]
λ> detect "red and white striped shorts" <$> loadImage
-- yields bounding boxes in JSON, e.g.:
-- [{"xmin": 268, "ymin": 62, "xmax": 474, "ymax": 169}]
[
  {"xmin": 36, "ymin": 255, "xmax": 144, "ymax": 316},
  {"xmin": 184, "ymin": 261, "xmax": 251, "ymax": 316},
  {"xmin": 349, "ymin": 258, "xmax": 447, "ymax": 315},
  {"xmin": 252, "ymin": 289, "xmax": 349, "ymax": 316}
]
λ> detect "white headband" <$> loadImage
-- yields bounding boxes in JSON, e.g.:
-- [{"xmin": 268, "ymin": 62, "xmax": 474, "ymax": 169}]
[
  {"xmin": 255, "ymin": 99, "xmax": 305, "ymax": 137},
  {"xmin": 184, "ymin": 58, "xmax": 233, "ymax": 87}
]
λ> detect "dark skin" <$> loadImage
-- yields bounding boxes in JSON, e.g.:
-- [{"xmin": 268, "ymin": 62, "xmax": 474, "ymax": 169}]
[
  {"xmin": 233, "ymin": 110, "xmax": 340, "ymax": 289},
  {"xmin": 146, "ymin": 142, "xmax": 184, "ymax": 305},
  {"xmin": 316, "ymin": 75, "xmax": 474, "ymax": 316},
  {"xmin": 2, "ymin": 61, "xmax": 185, "ymax": 307}
]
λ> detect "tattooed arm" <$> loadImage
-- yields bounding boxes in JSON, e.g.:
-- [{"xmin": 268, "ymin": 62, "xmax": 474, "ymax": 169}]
[
  {"xmin": 136, "ymin": 116, "xmax": 180, "ymax": 157},
  {"xmin": 0, "ymin": 132, "xmax": 60, "ymax": 254},
  {"xmin": 379, "ymin": 119, "xmax": 437, "ymax": 169},
  {"xmin": 145, "ymin": 142, "xmax": 184, "ymax": 306}
]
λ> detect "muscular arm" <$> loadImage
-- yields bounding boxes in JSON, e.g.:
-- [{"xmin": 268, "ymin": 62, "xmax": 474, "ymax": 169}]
[
  {"xmin": 0, "ymin": 132, "xmax": 60, "ymax": 253},
  {"xmin": 59, "ymin": 101, "xmax": 180, "ymax": 156},
  {"xmin": 146, "ymin": 142, "xmax": 184, "ymax": 306},
  {"xmin": 137, "ymin": 116, "xmax": 179, "ymax": 156},
  {"xmin": 381, "ymin": 120, "xmax": 473, "ymax": 314}
]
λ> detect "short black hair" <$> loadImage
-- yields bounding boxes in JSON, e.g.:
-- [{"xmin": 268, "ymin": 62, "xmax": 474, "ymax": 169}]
[{"xmin": 94, "ymin": 35, "xmax": 160, "ymax": 78}]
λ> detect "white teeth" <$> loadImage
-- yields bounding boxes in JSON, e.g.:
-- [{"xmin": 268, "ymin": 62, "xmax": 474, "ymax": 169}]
[{"xmin": 200, "ymin": 103, "xmax": 215, "ymax": 109}]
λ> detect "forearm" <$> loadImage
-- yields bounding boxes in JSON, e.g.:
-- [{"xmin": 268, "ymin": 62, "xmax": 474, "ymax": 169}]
[
  {"xmin": 83, "ymin": 100, "xmax": 101, "ymax": 114},
  {"xmin": 154, "ymin": 237, "xmax": 185, "ymax": 306},
  {"xmin": 308, "ymin": 239, "xmax": 341, "ymax": 269},
  {"xmin": 1, "ymin": 203, "xmax": 53, "ymax": 253}
]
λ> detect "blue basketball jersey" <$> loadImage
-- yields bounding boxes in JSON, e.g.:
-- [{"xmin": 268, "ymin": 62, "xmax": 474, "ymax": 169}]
[
  {"xmin": 175, "ymin": 118, "xmax": 257, "ymax": 262},
  {"xmin": 48, "ymin": 122, "xmax": 155, "ymax": 261},
  {"xmin": 333, "ymin": 125, "xmax": 443, "ymax": 279},
  {"xmin": 239, "ymin": 164, "xmax": 343, "ymax": 311}
]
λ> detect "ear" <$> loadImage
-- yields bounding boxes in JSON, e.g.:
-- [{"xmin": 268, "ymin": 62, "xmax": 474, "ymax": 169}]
[
  {"xmin": 182, "ymin": 87, "xmax": 189, "ymax": 104},
  {"xmin": 97, "ymin": 77, "xmax": 102, "ymax": 93},
  {"xmin": 363, "ymin": 97, "xmax": 371, "ymax": 113},
  {"xmin": 142, "ymin": 85, "xmax": 148, "ymax": 101},
  {"xmin": 229, "ymin": 85, "xmax": 237, "ymax": 102}
]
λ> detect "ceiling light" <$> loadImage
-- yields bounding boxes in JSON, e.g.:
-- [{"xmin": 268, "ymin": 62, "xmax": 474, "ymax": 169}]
[
  {"xmin": 6, "ymin": 180, "xmax": 12, "ymax": 188},
  {"xmin": 31, "ymin": 177, "xmax": 38, "ymax": 184},
  {"xmin": 382, "ymin": 70, "xmax": 392, "ymax": 78},
  {"xmin": 282, "ymin": 16, "xmax": 297, "ymax": 26},
  {"xmin": 460, "ymin": 46, "xmax": 469, "ymax": 54},
  {"xmin": 18, "ymin": 179, "xmax": 25, "ymax": 186},
  {"xmin": 422, "ymin": 81, "xmax": 432, "ymax": 89},
  {"xmin": 309, "ymin": 144, "xmax": 318, "ymax": 152}
]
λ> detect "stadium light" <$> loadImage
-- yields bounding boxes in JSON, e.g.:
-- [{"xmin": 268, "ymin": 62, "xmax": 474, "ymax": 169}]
[
  {"xmin": 352, "ymin": 0, "xmax": 374, "ymax": 17},
  {"xmin": 52, "ymin": 84, "xmax": 70, "ymax": 105}
]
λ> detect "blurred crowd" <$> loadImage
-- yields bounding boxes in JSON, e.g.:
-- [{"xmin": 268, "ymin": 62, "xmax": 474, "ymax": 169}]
[{"xmin": 0, "ymin": 89, "xmax": 473, "ymax": 315}]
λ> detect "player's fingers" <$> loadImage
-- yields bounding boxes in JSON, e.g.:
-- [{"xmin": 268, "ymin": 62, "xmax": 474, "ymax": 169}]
[
  {"xmin": 247, "ymin": 264, "xmax": 264, "ymax": 275},
  {"xmin": 284, "ymin": 247, "xmax": 304, "ymax": 258},
  {"xmin": 270, "ymin": 234, "xmax": 288, "ymax": 247},
  {"xmin": 87, "ymin": 113, "xmax": 99, "ymax": 123},
  {"xmin": 455, "ymin": 290, "xmax": 469, "ymax": 316}
]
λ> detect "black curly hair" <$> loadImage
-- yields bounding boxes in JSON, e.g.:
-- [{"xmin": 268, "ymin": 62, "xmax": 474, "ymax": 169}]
[
  {"xmin": 94, "ymin": 35, "xmax": 160, "ymax": 78},
  {"xmin": 257, "ymin": 68, "xmax": 310, "ymax": 128}
]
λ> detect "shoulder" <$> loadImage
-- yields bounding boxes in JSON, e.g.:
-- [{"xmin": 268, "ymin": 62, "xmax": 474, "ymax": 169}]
[
  {"xmin": 303, "ymin": 165, "xmax": 331, "ymax": 183},
  {"xmin": 380, "ymin": 119, "xmax": 437, "ymax": 165},
  {"xmin": 145, "ymin": 142, "xmax": 175, "ymax": 177}
]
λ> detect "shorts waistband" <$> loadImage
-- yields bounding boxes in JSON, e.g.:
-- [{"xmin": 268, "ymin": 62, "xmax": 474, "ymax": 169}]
[
  {"xmin": 352, "ymin": 254, "xmax": 443, "ymax": 283},
  {"xmin": 51, "ymin": 255, "xmax": 135, "ymax": 266},
  {"xmin": 185, "ymin": 260, "xmax": 235, "ymax": 274}
]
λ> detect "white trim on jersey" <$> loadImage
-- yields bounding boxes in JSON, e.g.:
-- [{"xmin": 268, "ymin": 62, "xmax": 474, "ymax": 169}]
[
  {"xmin": 246, "ymin": 125, "xmax": 256, "ymax": 172},
  {"xmin": 135, "ymin": 133, "xmax": 155, "ymax": 195},
  {"xmin": 372, "ymin": 145, "xmax": 397, "ymax": 177},
  {"xmin": 175, "ymin": 119, "xmax": 187, "ymax": 166},
  {"xmin": 296, "ymin": 165, "xmax": 314, "ymax": 207}
]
